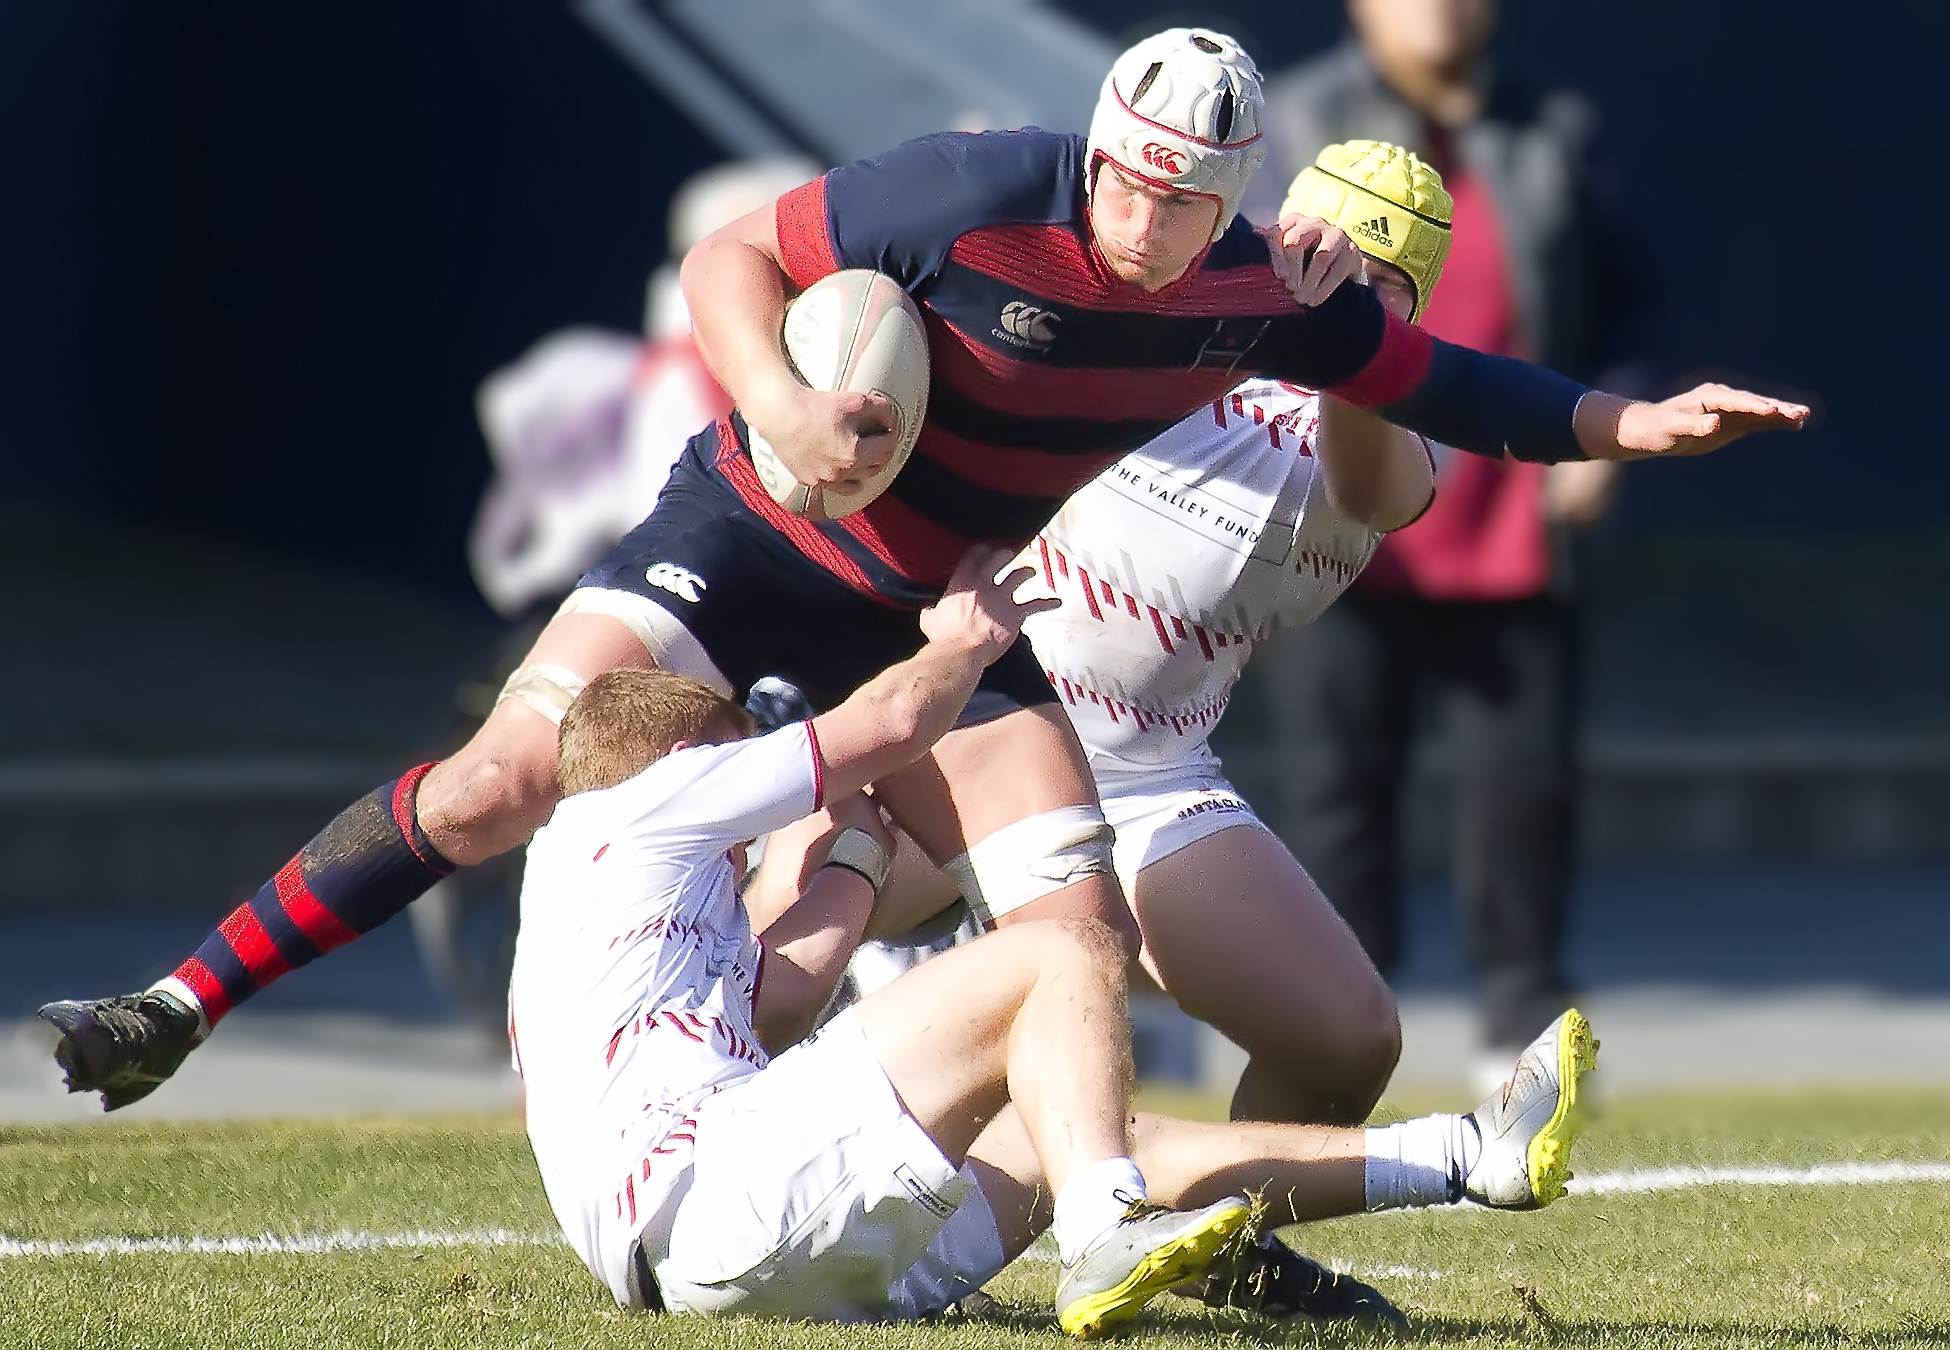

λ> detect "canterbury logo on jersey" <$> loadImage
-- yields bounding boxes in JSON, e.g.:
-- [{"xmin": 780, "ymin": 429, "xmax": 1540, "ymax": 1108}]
[
  {"xmin": 995, "ymin": 301, "xmax": 1061, "ymax": 351},
  {"xmin": 1354, "ymin": 216, "xmax": 1391, "ymax": 244},
  {"xmin": 645, "ymin": 562, "xmax": 706, "ymax": 603}
]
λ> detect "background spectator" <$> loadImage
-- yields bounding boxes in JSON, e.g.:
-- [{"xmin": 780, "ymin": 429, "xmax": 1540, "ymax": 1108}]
[
  {"xmin": 466, "ymin": 158, "xmax": 817, "ymax": 622},
  {"xmin": 1246, "ymin": 0, "xmax": 1651, "ymax": 1087}
]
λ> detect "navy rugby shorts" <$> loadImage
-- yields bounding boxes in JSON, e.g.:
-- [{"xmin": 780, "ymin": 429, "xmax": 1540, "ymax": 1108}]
[{"xmin": 575, "ymin": 430, "xmax": 1058, "ymax": 717}]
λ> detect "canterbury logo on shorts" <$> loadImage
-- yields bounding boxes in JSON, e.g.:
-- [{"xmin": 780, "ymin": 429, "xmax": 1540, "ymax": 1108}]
[{"xmin": 645, "ymin": 562, "xmax": 707, "ymax": 603}]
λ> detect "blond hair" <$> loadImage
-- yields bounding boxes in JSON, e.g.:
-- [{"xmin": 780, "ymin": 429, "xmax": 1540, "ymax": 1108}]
[{"xmin": 557, "ymin": 669, "xmax": 753, "ymax": 796}]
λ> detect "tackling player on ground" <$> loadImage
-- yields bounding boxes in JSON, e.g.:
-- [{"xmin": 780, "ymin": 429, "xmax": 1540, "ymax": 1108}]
[
  {"xmin": 41, "ymin": 28, "xmax": 1803, "ymax": 1113},
  {"xmin": 512, "ymin": 547, "xmax": 1256, "ymax": 1338},
  {"xmin": 516, "ymin": 548, "xmax": 1597, "ymax": 1330}
]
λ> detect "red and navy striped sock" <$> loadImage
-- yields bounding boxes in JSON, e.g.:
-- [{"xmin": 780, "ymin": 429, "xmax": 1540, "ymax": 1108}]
[{"xmin": 167, "ymin": 764, "xmax": 455, "ymax": 1026}]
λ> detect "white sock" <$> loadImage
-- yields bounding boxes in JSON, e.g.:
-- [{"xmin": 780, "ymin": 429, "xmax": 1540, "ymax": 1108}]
[
  {"xmin": 147, "ymin": 976, "xmax": 211, "ymax": 1039},
  {"xmin": 1363, "ymin": 1113, "xmax": 1481, "ymax": 1211},
  {"xmin": 1051, "ymin": 1156, "xmax": 1147, "ymax": 1265}
]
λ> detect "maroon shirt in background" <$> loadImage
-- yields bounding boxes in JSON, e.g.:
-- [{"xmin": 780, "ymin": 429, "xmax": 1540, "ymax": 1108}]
[{"xmin": 1358, "ymin": 164, "xmax": 1552, "ymax": 600}]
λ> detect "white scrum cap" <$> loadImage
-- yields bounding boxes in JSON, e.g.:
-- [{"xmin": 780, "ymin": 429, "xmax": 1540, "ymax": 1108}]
[{"xmin": 1085, "ymin": 28, "xmax": 1266, "ymax": 243}]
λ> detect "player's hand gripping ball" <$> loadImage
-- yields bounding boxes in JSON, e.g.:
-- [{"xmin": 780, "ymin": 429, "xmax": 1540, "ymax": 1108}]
[{"xmin": 747, "ymin": 269, "xmax": 931, "ymax": 520}]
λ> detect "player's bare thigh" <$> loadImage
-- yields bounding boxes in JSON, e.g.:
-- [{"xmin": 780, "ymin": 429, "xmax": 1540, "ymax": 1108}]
[
  {"xmin": 851, "ymin": 916, "xmax": 1129, "ymax": 1168},
  {"xmin": 1133, "ymin": 824, "xmax": 1400, "ymax": 1124},
  {"xmin": 870, "ymin": 703, "xmax": 1139, "ymax": 948},
  {"xmin": 417, "ymin": 612, "xmax": 660, "ymax": 865}
]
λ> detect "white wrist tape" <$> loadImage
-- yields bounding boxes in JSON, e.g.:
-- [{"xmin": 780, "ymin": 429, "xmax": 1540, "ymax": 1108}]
[
  {"xmin": 824, "ymin": 827, "xmax": 892, "ymax": 896},
  {"xmin": 943, "ymin": 806, "xmax": 1116, "ymax": 929}
]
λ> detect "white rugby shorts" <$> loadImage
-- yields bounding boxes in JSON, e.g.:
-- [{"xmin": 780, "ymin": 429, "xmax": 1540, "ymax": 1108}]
[
  {"xmin": 1095, "ymin": 757, "xmax": 1275, "ymax": 900},
  {"xmin": 653, "ymin": 1007, "xmax": 974, "ymax": 1320}
]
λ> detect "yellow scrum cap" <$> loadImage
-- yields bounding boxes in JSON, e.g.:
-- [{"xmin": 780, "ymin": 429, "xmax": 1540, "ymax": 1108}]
[{"xmin": 1281, "ymin": 140, "xmax": 1452, "ymax": 321}]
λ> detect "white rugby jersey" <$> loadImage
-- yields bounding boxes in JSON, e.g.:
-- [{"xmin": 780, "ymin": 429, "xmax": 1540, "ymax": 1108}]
[
  {"xmin": 510, "ymin": 723, "xmax": 822, "ymax": 1300},
  {"xmin": 1019, "ymin": 379, "xmax": 1393, "ymax": 769}
]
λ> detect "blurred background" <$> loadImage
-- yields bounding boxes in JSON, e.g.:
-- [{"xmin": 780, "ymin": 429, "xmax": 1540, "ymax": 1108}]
[{"xmin": 2, "ymin": 0, "xmax": 1945, "ymax": 1119}]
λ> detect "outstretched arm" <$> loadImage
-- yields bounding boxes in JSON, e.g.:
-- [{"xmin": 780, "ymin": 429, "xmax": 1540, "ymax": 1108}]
[
  {"xmin": 1254, "ymin": 224, "xmax": 1808, "ymax": 464},
  {"xmin": 1572, "ymin": 383, "xmax": 1808, "ymax": 460},
  {"xmin": 1379, "ymin": 334, "xmax": 1810, "ymax": 464},
  {"xmin": 748, "ymin": 545, "xmax": 1054, "ymax": 1049},
  {"xmin": 809, "ymin": 546, "xmax": 1057, "ymax": 802}
]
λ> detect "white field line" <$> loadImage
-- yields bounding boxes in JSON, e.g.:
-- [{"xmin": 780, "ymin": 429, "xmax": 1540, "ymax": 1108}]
[
  {"xmin": 1569, "ymin": 1159, "xmax": 1950, "ymax": 1195},
  {"xmin": 8, "ymin": 1161, "xmax": 1950, "ymax": 1261},
  {"xmin": 0, "ymin": 1228, "xmax": 561, "ymax": 1259},
  {"xmin": 1347, "ymin": 1263, "xmax": 1446, "ymax": 1280}
]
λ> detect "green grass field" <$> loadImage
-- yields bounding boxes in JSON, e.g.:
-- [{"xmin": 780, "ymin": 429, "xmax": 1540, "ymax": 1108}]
[{"xmin": 4, "ymin": 1089, "xmax": 1950, "ymax": 1349}]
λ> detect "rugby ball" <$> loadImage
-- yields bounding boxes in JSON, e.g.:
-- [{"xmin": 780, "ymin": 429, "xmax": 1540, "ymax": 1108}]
[{"xmin": 747, "ymin": 269, "xmax": 930, "ymax": 520}]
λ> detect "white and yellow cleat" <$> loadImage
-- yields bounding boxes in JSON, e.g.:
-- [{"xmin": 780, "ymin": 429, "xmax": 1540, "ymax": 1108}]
[
  {"xmin": 1463, "ymin": 1008, "xmax": 1599, "ymax": 1209},
  {"xmin": 1054, "ymin": 1196, "xmax": 1252, "ymax": 1339}
]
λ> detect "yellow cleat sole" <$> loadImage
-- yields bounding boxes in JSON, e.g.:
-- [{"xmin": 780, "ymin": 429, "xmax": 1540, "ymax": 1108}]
[
  {"xmin": 1058, "ymin": 1201, "xmax": 1253, "ymax": 1340},
  {"xmin": 1525, "ymin": 1008, "xmax": 1600, "ymax": 1206}
]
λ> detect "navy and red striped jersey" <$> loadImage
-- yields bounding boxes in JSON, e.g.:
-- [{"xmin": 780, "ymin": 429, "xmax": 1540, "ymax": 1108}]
[{"xmin": 719, "ymin": 129, "xmax": 1586, "ymax": 607}]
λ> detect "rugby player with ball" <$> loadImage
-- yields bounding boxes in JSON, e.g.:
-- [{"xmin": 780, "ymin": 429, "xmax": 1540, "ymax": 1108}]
[{"xmin": 43, "ymin": 28, "xmax": 1802, "ymax": 1118}]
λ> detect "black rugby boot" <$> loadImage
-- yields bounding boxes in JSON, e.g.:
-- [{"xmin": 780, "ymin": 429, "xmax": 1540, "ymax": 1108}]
[
  {"xmin": 38, "ymin": 990, "xmax": 206, "ymax": 1111},
  {"xmin": 1187, "ymin": 1232, "xmax": 1407, "ymax": 1329}
]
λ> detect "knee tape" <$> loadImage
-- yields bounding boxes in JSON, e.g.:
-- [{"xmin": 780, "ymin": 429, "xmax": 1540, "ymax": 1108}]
[
  {"xmin": 495, "ymin": 664, "xmax": 588, "ymax": 725},
  {"xmin": 943, "ymin": 806, "xmax": 1116, "ymax": 929}
]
